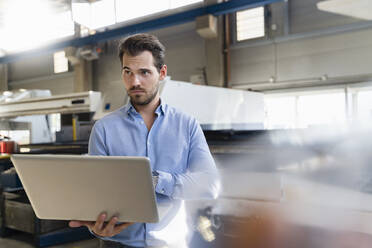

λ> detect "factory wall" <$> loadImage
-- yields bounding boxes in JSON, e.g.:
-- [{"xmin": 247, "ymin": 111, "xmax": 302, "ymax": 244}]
[
  {"xmin": 230, "ymin": 28, "xmax": 372, "ymax": 90},
  {"xmin": 92, "ymin": 22, "xmax": 206, "ymax": 85},
  {"xmin": 3, "ymin": 0, "xmax": 372, "ymax": 96},
  {"xmin": 9, "ymin": 73, "xmax": 74, "ymax": 95},
  {"xmin": 92, "ymin": 22, "xmax": 206, "ymax": 110},
  {"xmin": 230, "ymin": 0, "xmax": 372, "ymax": 90},
  {"xmin": 6, "ymin": 23, "xmax": 206, "ymax": 101},
  {"xmin": 7, "ymin": 53, "xmax": 74, "ymax": 95}
]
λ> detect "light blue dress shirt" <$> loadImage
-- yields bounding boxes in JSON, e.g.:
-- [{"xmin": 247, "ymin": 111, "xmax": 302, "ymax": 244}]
[{"xmin": 88, "ymin": 100, "xmax": 219, "ymax": 247}]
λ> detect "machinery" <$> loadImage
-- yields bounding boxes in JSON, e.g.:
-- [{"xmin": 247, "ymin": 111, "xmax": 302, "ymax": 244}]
[
  {"xmin": 0, "ymin": 83, "xmax": 265, "ymax": 247},
  {"xmin": 1, "ymin": 85, "xmax": 371, "ymax": 247},
  {"xmin": 0, "ymin": 90, "xmax": 101, "ymax": 247},
  {"xmin": 98, "ymin": 77, "xmax": 265, "ymax": 131}
]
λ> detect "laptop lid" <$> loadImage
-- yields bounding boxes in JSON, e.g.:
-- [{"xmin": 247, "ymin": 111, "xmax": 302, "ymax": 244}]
[{"xmin": 11, "ymin": 154, "xmax": 159, "ymax": 223}]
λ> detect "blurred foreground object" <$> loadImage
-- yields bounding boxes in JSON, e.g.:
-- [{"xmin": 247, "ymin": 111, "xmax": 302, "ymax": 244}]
[{"xmin": 197, "ymin": 126, "xmax": 372, "ymax": 248}]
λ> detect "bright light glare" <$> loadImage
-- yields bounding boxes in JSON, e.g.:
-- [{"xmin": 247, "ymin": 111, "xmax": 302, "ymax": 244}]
[
  {"xmin": 54, "ymin": 51, "xmax": 69, "ymax": 74},
  {"xmin": 265, "ymin": 92, "xmax": 347, "ymax": 129},
  {"xmin": 357, "ymin": 90, "xmax": 372, "ymax": 121},
  {"xmin": 0, "ymin": 0, "xmax": 203, "ymax": 53},
  {"xmin": 91, "ymin": 0, "xmax": 116, "ymax": 29},
  {"xmin": 265, "ymin": 96, "xmax": 296, "ymax": 129},
  {"xmin": 170, "ymin": 0, "xmax": 202, "ymax": 9},
  {"xmin": 115, "ymin": 0, "xmax": 203, "ymax": 23},
  {"xmin": 72, "ymin": 0, "xmax": 116, "ymax": 30},
  {"xmin": 71, "ymin": 2, "xmax": 91, "ymax": 28},
  {"xmin": 0, "ymin": 0, "xmax": 74, "ymax": 53},
  {"xmin": 298, "ymin": 93, "xmax": 346, "ymax": 128},
  {"xmin": 115, "ymin": 0, "xmax": 169, "ymax": 23}
]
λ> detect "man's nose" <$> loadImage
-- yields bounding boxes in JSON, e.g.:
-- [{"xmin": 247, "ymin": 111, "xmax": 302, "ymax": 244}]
[{"xmin": 130, "ymin": 74, "xmax": 141, "ymax": 87}]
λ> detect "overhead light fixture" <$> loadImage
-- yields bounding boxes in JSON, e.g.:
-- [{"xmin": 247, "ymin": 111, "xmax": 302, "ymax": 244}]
[{"xmin": 317, "ymin": 0, "xmax": 372, "ymax": 20}]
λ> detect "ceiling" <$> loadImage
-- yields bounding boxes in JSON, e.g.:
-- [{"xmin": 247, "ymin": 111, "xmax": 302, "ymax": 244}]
[{"xmin": 0, "ymin": 0, "xmax": 71, "ymax": 28}]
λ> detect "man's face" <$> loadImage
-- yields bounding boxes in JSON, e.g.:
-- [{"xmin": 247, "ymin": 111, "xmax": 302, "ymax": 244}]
[{"xmin": 121, "ymin": 51, "xmax": 167, "ymax": 106}]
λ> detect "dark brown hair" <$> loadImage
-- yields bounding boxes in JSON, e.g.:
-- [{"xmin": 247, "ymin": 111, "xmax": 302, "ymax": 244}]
[{"xmin": 118, "ymin": 33, "xmax": 165, "ymax": 72}]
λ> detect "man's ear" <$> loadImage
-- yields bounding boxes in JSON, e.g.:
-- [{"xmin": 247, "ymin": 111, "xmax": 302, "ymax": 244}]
[{"xmin": 159, "ymin": 65, "xmax": 167, "ymax": 81}]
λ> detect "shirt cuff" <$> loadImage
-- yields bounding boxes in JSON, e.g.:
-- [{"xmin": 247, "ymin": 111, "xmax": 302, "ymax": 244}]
[
  {"xmin": 87, "ymin": 227, "xmax": 108, "ymax": 240},
  {"xmin": 155, "ymin": 170, "xmax": 175, "ymax": 197}
]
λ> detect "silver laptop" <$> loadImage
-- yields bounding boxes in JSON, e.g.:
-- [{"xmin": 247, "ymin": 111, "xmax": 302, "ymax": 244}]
[{"xmin": 11, "ymin": 154, "xmax": 159, "ymax": 223}]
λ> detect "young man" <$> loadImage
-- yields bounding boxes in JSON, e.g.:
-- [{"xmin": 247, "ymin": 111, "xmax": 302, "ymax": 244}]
[{"xmin": 69, "ymin": 33, "xmax": 219, "ymax": 248}]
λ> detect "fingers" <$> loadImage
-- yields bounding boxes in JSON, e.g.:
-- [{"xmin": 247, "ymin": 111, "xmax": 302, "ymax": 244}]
[
  {"xmin": 98, "ymin": 216, "xmax": 132, "ymax": 237},
  {"xmin": 105, "ymin": 216, "xmax": 119, "ymax": 235},
  {"xmin": 71, "ymin": 214, "xmax": 131, "ymax": 237},
  {"xmin": 69, "ymin": 220, "xmax": 95, "ymax": 229},
  {"xmin": 92, "ymin": 213, "xmax": 107, "ymax": 233},
  {"xmin": 69, "ymin": 220, "xmax": 82, "ymax": 228}
]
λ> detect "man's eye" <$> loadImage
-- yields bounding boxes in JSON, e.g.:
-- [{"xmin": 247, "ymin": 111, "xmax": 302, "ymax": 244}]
[
  {"xmin": 124, "ymin": 70, "xmax": 131, "ymax": 75},
  {"xmin": 142, "ymin": 71, "xmax": 149, "ymax": 76}
]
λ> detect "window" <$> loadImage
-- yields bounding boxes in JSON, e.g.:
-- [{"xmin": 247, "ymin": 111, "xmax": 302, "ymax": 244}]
[
  {"xmin": 53, "ymin": 51, "xmax": 69, "ymax": 74},
  {"xmin": 115, "ymin": 0, "xmax": 169, "ymax": 23},
  {"xmin": 72, "ymin": 0, "xmax": 116, "ymax": 30},
  {"xmin": 265, "ymin": 96, "xmax": 296, "ymax": 129},
  {"xmin": 355, "ymin": 90, "xmax": 372, "ymax": 122},
  {"xmin": 236, "ymin": 7, "xmax": 265, "ymax": 42},
  {"xmin": 297, "ymin": 93, "xmax": 346, "ymax": 128},
  {"xmin": 265, "ymin": 90, "xmax": 348, "ymax": 129},
  {"xmin": 72, "ymin": 0, "xmax": 203, "ymax": 30}
]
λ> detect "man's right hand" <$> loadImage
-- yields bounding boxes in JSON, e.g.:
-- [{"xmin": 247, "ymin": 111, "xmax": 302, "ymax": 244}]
[{"xmin": 69, "ymin": 213, "xmax": 132, "ymax": 237}]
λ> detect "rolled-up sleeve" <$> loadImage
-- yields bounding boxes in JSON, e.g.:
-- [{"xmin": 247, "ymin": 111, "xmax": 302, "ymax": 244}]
[{"xmin": 155, "ymin": 118, "xmax": 220, "ymax": 200}]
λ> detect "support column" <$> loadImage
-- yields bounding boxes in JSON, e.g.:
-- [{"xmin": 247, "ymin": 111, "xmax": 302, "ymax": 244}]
[
  {"xmin": 0, "ymin": 64, "xmax": 8, "ymax": 92},
  {"xmin": 73, "ymin": 59, "xmax": 92, "ymax": 92},
  {"xmin": 203, "ymin": 0, "xmax": 225, "ymax": 87}
]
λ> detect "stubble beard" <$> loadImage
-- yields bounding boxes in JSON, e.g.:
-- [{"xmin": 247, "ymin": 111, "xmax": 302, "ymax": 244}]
[{"xmin": 129, "ymin": 82, "xmax": 159, "ymax": 106}]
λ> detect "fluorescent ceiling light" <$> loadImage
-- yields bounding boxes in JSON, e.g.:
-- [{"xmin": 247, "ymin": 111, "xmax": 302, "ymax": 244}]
[{"xmin": 317, "ymin": 0, "xmax": 372, "ymax": 20}]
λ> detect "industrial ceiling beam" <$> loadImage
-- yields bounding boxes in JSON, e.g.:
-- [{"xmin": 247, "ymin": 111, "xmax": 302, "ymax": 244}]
[{"xmin": 0, "ymin": 0, "xmax": 283, "ymax": 64}]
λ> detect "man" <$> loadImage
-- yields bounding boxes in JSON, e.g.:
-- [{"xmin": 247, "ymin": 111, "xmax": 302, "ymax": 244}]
[{"xmin": 69, "ymin": 33, "xmax": 219, "ymax": 248}]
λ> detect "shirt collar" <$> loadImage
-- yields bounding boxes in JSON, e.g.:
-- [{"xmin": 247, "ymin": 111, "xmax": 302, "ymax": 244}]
[
  {"xmin": 155, "ymin": 99, "xmax": 165, "ymax": 116},
  {"xmin": 124, "ymin": 99, "xmax": 165, "ymax": 116}
]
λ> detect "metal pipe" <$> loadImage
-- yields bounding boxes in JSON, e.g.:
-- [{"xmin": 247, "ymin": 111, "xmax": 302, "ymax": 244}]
[
  {"xmin": 223, "ymin": 8, "xmax": 231, "ymax": 88},
  {"xmin": 283, "ymin": 0, "xmax": 290, "ymax": 36}
]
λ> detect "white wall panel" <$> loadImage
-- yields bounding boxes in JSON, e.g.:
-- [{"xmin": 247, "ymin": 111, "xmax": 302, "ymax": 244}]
[
  {"xmin": 231, "ymin": 29, "xmax": 372, "ymax": 88},
  {"xmin": 8, "ymin": 54, "xmax": 54, "ymax": 81},
  {"xmin": 231, "ymin": 44, "xmax": 276, "ymax": 84},
  {"xmin": 290, "ymin": 0, "xmax": 361, "ymax": 33}
]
